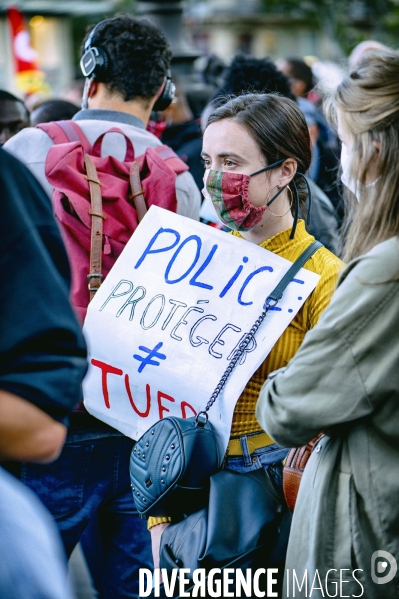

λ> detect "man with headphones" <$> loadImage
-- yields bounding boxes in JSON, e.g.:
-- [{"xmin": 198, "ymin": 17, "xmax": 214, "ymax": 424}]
[
  {"xmin": 5, "ymin": 15, "xmax": 200, "ymax": 218},
  {"xmin": 5, "ymin": 14, "xmax": 200, "ymax": 599}
]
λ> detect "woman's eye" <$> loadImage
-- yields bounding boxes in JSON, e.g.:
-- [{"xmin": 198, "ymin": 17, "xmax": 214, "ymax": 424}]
[
  {"xmin": 202, "ymin": 158, "xmax": 211, "ymax": 168},
  {"xmin": 224, "ymin": 159, "xmax": 235, "ymax": 167}
]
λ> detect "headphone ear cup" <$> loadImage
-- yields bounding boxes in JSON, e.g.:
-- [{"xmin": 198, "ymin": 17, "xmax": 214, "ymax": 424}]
[
  {"xmin": 80, "ymin": 46, "xmax": 109, "ymax": 79},
  {"xmin": 153, "ymin": 78, "xmax": 176, "ymax": 112},
  {"xmin": 92, "ymin": 47, "xmax": 109, "ymax": 80}
]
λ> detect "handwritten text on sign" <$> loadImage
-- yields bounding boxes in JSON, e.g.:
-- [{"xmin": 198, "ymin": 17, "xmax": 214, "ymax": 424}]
[{"xmin": 83, "ymin": 207, "xmax": 320, "ymax": 452}]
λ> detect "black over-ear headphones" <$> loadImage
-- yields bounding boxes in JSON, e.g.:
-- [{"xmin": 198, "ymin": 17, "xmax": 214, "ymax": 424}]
[
  {"xmin": 79, "ymin": 19, "xmax": 175, "ymax": 110},
  {"xmin": 80, "ymin": 20, "xmax": 110, "ymax": 80},
  {"xmin": 153, "ymin": 71, "xmax": 175, "ymax": 111}
]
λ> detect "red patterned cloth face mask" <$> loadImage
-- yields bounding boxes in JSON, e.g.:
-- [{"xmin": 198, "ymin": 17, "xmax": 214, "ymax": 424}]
[{"xmin": 202, "ymin": 159, "xmax": 286, "ymax": 231}]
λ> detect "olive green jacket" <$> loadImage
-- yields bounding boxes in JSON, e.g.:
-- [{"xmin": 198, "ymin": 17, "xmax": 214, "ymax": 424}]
[{"xmin": 257, "ymin": 237, "xmax": 399, "ymax": 598}]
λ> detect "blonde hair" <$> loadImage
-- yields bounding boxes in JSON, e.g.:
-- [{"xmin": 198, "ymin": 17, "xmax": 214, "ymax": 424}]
[{"xmin": 325, "ymin": 50, "xmax": 399, "ymax": 262}]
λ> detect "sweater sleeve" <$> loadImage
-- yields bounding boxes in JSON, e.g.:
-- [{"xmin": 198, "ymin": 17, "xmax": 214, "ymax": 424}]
[
  {"xmin": 305, "ymin": 257, "xmax": 342, "ymax": 329},
  {"xmin": 147, "ymin": 516, "xmax": 172, "ymax": 530}
]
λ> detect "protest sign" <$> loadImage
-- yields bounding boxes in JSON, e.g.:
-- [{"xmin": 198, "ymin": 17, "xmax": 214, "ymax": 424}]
[{"xmin": 83, "ymin": 207, "xmax": 320, "ymax": 453}]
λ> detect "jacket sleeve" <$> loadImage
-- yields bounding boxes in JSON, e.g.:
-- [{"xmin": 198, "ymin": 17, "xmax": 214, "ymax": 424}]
[
  {"xmin": 255, "ymin": 329, "xmax": 373, "ymax": 447},
  {"xmin": 0, "ymin": 149, "xmax": 87, "ymax": 424},
  {"xmin": 255, "ymin": 252, "xmax": 393, "ymax": 447}
]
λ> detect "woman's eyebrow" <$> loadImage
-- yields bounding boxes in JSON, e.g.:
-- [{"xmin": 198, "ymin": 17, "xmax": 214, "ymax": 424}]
[
  {"xmin": 201, "ymin": 151, "xmax": 245, "ymax": 160},
  {"xmin": 217, "ymin": 152, "xmax": 244, "ymax": 159}
]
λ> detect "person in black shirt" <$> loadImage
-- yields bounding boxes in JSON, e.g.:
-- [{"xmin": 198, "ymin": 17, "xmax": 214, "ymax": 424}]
[
  {"xmin": 0, "ymin": 146, "xmax": 87, "ymax": 598},
  {"xmin": 0, "ymin": 147, "xmax": 87, "ymax": 454}
]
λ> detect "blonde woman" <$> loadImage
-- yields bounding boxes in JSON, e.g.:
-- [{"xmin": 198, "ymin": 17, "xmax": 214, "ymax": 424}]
[{"xmin": 258, "ymin": 51, "xmax": 399, "ymax": 598}]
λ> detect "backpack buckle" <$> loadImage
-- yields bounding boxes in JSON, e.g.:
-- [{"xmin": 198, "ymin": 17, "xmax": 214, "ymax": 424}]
[{"xmin": 87, "ymin": 273, "xmax": 104, "ymax": 292}]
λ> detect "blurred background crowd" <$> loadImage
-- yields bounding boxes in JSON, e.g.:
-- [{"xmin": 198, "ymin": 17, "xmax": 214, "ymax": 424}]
[
  {"xmin": 1, "ymin": 0, "xmax": 398, "ymax": 99},
  {"xmin": 1, "ymin": 0, "xmax": 397, "ymax": 257}
]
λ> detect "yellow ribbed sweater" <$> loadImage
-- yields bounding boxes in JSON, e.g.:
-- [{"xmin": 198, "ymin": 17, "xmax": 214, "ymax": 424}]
[
  {"xmin": 230, "ymin": 220, "xmax": 343, "ymax": 437},
  {"xmin": 148, "ymin": 220, "xmax": 343, "ymax": 528}
]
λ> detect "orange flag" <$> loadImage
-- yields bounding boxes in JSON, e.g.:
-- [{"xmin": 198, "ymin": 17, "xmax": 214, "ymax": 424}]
[{"xmin": 7, "ymin": 6, "xmax": 51, "ymax": 95}]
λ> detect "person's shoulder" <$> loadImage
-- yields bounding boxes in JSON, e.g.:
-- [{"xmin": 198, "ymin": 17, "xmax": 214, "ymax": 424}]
[
  {"xmin": 4, "ymin": 126, "xmax": 53, "ymax": 163},
  {"xmin": 75, "ymin": 116, "xmax": 162, "ymax": 145},
  {"xmin": 308, "ymin": 244, "xmax": 344, "ymax": 279},
  {"xmin": 341, "ymin": 237, "xmax": 399, "ymax": 286},
  {"xmin": 365, "ymin": 236, "xmax": 399, "ymax": 263},
  {"xmin": 4, "ymin": 125, "xmax": 52, "ymax": 147},
  {"xmin": 318, "ymin": 238, "xmax": 399, "ymax": 336}
]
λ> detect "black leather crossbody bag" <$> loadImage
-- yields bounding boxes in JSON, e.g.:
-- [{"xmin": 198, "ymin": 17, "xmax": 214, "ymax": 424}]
[{"xmin": 129, "ymin": 240, "xmax": 322, "ymax": 523}]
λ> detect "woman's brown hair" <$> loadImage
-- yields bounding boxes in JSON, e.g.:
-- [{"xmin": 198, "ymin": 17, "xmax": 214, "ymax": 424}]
[{"xmin": 205, "ymin": 93, "xmax": 312, "ymax": 214}]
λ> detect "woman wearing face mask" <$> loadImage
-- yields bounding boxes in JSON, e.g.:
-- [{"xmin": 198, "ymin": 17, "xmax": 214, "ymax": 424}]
[
  {"xmin": 149, "ymin": 93, "xmax": 343, "ymax": 582},
  {"xmin": 257, "ymin": 52, "xmax": 399, "ymax": 598}
]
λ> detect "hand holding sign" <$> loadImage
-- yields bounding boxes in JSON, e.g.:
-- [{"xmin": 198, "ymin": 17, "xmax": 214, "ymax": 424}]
[{"xmin": 83, "ymin": 207, "xmax": 319, "ymax": 453}]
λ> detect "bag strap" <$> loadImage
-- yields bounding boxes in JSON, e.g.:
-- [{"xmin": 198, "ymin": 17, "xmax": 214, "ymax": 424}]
[
  {"xmin": 84, "ymin": 154, "xmax": 106, "ymax": 301},
  {"xmin": 196, "ymin": 240, "xmax": 323, "ymax": 423},
  {"xmin": 129, "ymin": 161, "xmax": 147, "ymax": 223},
  {"xmin": 129, "ymin": 146, "xmax": 188, "ymax": 222},
  {"xmin": 37, "ymin": 120, "xmax": 92, "ymax": 153},
  {"xmin": 127, "ymin": 146, "xmax": 186, "ymax": 224},
  {"xmin": 267, "ymin": 240, "xmax": 323, "ymax": 304},
  {"xmin": 153, "ymin": 144, "xmax": 189, "ymax": 174},
  {"xmin": 154, "ymin": 145, "xmax": 178, "ymax": 161}
]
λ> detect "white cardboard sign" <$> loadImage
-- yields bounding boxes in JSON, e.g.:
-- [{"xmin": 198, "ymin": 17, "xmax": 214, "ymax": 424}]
[{"xmin": 83, "ymin": 207, "xmax": 319, "ymax": 453}]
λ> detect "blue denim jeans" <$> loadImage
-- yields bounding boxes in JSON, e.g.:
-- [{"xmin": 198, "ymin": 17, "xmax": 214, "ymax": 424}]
[{"xmin": 21, "ymin": 435, "xmax": 152, "ymax": 599}]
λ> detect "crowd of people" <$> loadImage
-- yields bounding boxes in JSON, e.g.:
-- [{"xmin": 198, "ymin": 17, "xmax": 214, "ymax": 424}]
[{"xmin": 1, "ymin": 12, "xmax": 398, "ymax": 599}]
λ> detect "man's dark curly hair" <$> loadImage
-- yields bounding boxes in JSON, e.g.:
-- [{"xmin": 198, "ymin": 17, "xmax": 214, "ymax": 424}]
[
  {"xmin": 284, "ymin": 58, "xmax": 315, "ymax": 94},
  {"xmin": 213, "ymin": 55, "xmax": 296, "ymax": 102},
  {"xmin": 81, "ymin": 14, "xmax": 172, "ymax": 101}
]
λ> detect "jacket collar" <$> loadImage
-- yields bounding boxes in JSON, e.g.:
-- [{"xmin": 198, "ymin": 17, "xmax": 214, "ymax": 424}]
[{"xmin": 73, "ymin": 109, "xmax": 145, "ymax": 130}]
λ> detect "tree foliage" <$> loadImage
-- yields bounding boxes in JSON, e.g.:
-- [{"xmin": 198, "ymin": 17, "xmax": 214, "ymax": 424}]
[{"xmin": 261, "ymin": 0, "xmax": 399, "ymax": 54}]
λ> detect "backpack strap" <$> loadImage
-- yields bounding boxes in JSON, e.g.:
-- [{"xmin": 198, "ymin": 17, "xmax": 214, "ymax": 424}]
[
  {"xmin": 37, "ymin": 121, "xmax": 92, "ymax": 153},
  {"xmin": 129, "ymin": 161, "xmax": 147, "ymax": 223},
  {"xmin": 92, "ymin": 128, "xmax": 135, "ymax": 161},
  {"xmin": 128, "ymin": 145, "xmax": 186, "ymax": 224},
  {"xmin": 154, "ymin": 145, "xmax": 189, "ymax": 174},
  {"xmin": 84, "ymin": 154, "xmax": 106, "ymax": 301}
]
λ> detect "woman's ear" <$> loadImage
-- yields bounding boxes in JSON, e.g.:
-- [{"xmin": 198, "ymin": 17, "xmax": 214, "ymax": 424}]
[
  {"xmin": 278, "ymin": 158, "xmax": 297, "ymax": 187},
  {"xmin": 367, "ymin": 140, "xmax": 381, "ymax": 182},
  {"xmin": 372, "ymin": 140, "xmax": 381, "ymax": 153}
]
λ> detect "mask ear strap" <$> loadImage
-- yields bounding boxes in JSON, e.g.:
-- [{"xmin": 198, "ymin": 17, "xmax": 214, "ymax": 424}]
[
  {"xmin": 294, "ymin": 172, "xmax": 312, "ymax": 226},
  {"xmin": 266, "ymin": 185, "xmax": 286, "ymax": 208},
  {"xmin": 290, "ymin": 178, "xmax": 300, "ymax": 239},
  {"xmin": 250, "ymin": 157, "xmax": 286, "ymax": 177}
]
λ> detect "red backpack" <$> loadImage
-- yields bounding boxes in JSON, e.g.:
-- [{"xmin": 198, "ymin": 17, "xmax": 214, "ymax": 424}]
[{"xmin": 38, "ymin": 120, "xmax": 188, "ymax": 322}]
